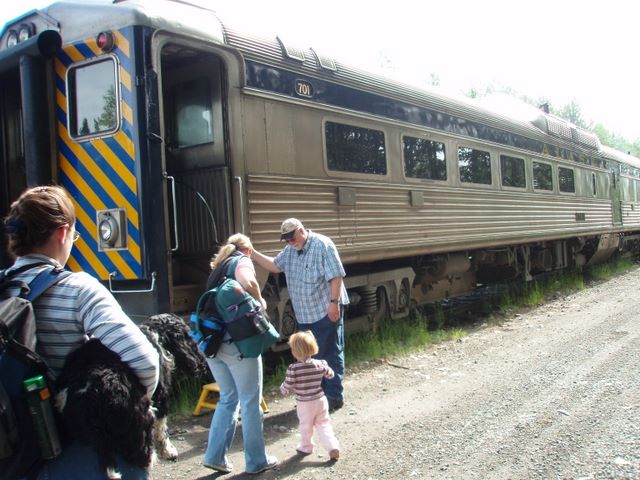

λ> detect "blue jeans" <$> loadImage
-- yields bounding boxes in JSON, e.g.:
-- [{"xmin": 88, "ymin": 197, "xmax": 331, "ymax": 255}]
[
  {"xmin": 298, "ymin": 311, "xmax": 345, "ymax": 401},
  {"xmin": 204, "ymin": 341, "xmax": 269, "ymax": 473},
  {"xmin": 36, "ymin": 442, "xmax": 148, "ymax": 479}
]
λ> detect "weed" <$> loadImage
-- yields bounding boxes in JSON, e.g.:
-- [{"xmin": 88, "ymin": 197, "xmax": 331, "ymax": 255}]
[{"xmin": 170, "ymin": 373, "xmax": 204, "ymax": 416}]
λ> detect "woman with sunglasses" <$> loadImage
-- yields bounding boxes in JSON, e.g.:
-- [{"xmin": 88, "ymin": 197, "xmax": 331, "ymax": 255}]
[{"xmin": 2, "ymin": 185, "xmax": 159, "ymax": 480}]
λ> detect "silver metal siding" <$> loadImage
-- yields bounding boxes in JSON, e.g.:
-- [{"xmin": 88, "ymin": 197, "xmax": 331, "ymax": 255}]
[{"xmin": 247, "ymin": 175, "xmax": 613, "ymax": 262}]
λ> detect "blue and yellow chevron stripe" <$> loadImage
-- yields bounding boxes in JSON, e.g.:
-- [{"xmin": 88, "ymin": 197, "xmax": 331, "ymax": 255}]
[{"xmin": 55, "ymin": 28, "xmax": 142, "ymax": 280}]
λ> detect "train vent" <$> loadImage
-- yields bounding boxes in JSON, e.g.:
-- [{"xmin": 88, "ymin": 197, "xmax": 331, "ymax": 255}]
[
  {"xmin": 571, "ymin": 127, "xmax": 601, "ymax": 151},
  {"xmin": 276, "ymin": 36, "xmax": 306, "ymax": 62},
  {"xmin": 311, "ymin": 48, "xmax": 337, "ymax": 72},
  {"xmin": 545, "ymin": 115, "xmax": 573, "ymax": 141}
]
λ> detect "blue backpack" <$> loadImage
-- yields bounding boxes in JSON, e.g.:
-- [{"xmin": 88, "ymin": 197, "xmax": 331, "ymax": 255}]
[
  {"xmin": 190, "ymin": 255, "xmax": 279, "ymax": 358},
  {"xmin": 0, "ymin": 264, "xmax": 71, "ymax": 480}
]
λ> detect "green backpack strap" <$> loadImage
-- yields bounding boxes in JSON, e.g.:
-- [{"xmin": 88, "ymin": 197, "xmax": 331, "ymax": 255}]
[{"xmin": 224, "ymin": 256, "xmax": 241, "ymax": 279}]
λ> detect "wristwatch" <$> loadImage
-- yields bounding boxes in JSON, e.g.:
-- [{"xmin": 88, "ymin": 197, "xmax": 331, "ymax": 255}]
[{"xmin": 330, "ymin": 299, "xmax": 339, "ymax": 304}]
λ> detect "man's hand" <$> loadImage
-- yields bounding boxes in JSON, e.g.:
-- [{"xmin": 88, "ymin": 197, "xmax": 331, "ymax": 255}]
[{"xmin": 328, "ymin": 302, "xmax": 340, "ymax": 322}]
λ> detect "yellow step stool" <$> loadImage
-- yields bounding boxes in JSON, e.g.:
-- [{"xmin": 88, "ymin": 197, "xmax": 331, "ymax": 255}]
[{"xmin": 193, "ymin": 383, "xmax": 269, "ymax": 415}]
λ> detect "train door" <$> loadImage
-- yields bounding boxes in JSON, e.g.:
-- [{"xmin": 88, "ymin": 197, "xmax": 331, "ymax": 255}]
[
  {"xmin": 610, "ymin": 169, "xmax": 622, "ymax": 226},
  {"xmin": 158, "ymin": 43, "xmax": 233, "ymax": 315},
  {"xmin": 0, "ymin": 70, "xmax": 25, "ymax": 267},
  {"xmin": 0, "ymin": 32, "xmax": 61, "ymax": 268}
]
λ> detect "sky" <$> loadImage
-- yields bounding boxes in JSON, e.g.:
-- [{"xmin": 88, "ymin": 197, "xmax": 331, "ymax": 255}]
[{"xmin": 2, "ymin": 0, "xmax": 639, "ymax": 141}]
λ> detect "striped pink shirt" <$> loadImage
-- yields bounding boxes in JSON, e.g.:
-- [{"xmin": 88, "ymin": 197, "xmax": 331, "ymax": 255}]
[{"xmin": 280, "ymin": 358, "xmax": 334, "ymax": 401}]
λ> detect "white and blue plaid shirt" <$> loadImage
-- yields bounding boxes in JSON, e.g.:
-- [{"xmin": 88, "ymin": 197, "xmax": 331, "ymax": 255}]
[{"xmin": 274, "ymin": 231, "xmax": 349, "ymax": 324}]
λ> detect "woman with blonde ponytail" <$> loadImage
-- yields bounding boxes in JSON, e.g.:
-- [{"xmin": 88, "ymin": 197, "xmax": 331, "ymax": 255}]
[{"xmin": 202, "ymin": 234, "xmax": 277, "ymax": 475}]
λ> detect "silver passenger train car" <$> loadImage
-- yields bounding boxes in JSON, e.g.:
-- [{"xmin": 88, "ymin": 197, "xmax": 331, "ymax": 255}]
[{"xmin": 1, "ymin": 0, "xmax": 638, "ymax": 336}]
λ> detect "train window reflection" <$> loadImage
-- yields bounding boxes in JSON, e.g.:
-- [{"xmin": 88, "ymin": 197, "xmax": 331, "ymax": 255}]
[
  {"xmin": 173, "ymin": 77, "xmax": 213, "ymax": 148},
  {"xmin": 325, "ymin": 121, "xmax": 386, "ymax": 175},
  {"xmin": 458, "ymin": 147, "xmax": 491, "ymax": 184},
  {"xmin": 403, "ymin": 136, "xmax": 446, "ymax": 181},
  {"xmin": 500, "ymin": 154, "xmax": 526, "ymax": 188},
  {"xmin": 558, "ymin": 167, "xmax": 575, "ymax": 193},
  {"xmin": 533, "ymin": 161, "xmax": 553, "ymax": 191},
  {"xmin": 68, "ymin": 58, "xmax": 119, "ymax": 138}
]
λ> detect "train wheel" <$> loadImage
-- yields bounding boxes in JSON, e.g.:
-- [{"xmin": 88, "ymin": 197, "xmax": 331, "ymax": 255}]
[
  {"xmin": 280, "ymin": 300, "xmax": 298, "ymax": 338},
  {"xmin": 370, "ymin": 287, "xmax": 389, "ymax": 331}
]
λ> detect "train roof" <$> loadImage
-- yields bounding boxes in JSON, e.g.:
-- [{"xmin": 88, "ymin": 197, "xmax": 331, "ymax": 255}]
[{"xmin": 2, "ymin": 0, "xmax": 638, "ymax": 169}]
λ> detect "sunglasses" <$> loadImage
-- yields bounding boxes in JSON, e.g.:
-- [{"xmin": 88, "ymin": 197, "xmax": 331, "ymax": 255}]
[{"xmin": 284, "ymin": 230, "xmax": 297, "ymax": 243}]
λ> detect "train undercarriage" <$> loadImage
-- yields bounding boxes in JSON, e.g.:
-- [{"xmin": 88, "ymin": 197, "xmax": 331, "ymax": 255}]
[{"xmin": 262, "ymin": 232, "xmax": 635, "ymax": 344}]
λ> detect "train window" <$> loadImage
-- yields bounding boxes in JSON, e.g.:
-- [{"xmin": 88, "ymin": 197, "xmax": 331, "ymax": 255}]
[
  {"xmin": 67, "ymin": 57, "xmax": 119, "ymax": 138},
  {"xmin": 592, "ymin": 172, "xmax": 597, "ymax": 197},
  {"xmin": 325, "ymin": 121, "xmax": 386, "ymax": 175},
  {"xmin": 458, "ymin": 147, "xmax": 491, "ymax": 185},
  {"xmin": 172, "ymin": 77, "xmax": 214, "ymax": 148},
  {"xmin": 403, "ymin": 136, "xmax": 446, "ymax": 180},
  {"xmin": 558, "ymin": 167, "xmax": 575, "ymax": 193},
  {"xmin": 532, "ymin": 161, "xmax": 553, "ymax": 191},
  {"xmin": 500, "ymin": 154, "xmax": 526, "ymax": 188}
]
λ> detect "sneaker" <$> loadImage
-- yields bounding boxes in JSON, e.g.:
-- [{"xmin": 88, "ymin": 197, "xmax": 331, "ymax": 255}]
[
  {"xmin": 295, "ymin": 449, "xmax": 312, "ymax": 456},
  {"xmin": 328, "ymin": 398, "xmax": 344, "ymax": 412},
  {"xmin": 204, "ymin": 460, "xmax": 233, "ymax": 474},
  {"xmin": 329, "ymin": 449, "xmax": 340, "ymax": 460},
  {"xmin": 247, "ymin": 455, "xmax": 278, "ymax": 475}
]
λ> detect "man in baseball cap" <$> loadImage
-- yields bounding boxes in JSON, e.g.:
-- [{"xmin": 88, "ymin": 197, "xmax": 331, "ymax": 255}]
[
  {"xmin": 280, "ymin": 218, "xmax": 302, "ymax": 241},
  {"xmin": 252, "ymin": 218, "xmax": 348, "ymax": 412}
]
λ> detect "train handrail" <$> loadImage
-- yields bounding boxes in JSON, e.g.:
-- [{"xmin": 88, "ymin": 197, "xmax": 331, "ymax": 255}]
[
  {"xmin": 108, "ymin": 271, "xmax": 157, "ymax": 294},
  {"xmin": 234, "ymin": 176, "xmax": 245, "ymax": 233},
  {"xmin": 165, "ymin": 174, "xmax": 179, "ymax": 252}
]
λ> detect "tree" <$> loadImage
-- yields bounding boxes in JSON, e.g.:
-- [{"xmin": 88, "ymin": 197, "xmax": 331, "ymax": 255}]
[
  {"xmin": 95, "ymin": 85, "xmax": 116, "ymax": 131},
  {"xmin": 80, "ymin": 118, "xmax": 90, "ymax": 136},
  {"xmin": 556, "ymin": 100, "xmax": 589, "ymax": 129}
]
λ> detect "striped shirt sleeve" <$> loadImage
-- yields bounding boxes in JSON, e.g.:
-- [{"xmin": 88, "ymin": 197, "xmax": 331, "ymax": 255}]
[
  {"xmin": 8, "ymin": 257, "xmax": 160, "ymax": 397},
  {"xmin": 76, "ymin": 273, "xmax": 160, "ymax": 396}
]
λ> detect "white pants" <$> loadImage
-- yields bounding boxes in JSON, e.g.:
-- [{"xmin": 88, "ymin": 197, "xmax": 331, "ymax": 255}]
[{"xmin": 295, "ymin": 396, "xmax": 340, "ymax": 454}]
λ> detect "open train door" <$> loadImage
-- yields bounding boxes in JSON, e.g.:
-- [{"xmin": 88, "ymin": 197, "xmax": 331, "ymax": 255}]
[
  {"xmin": 155, "ymin": 37, "xmax": 234, "ymax": 316},
  {"xmin": 0, "ymin": 30, "xmax": 62, "ymax": 268}
]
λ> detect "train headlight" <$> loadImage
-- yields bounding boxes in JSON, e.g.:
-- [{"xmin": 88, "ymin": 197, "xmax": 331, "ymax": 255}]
[
  {"xmin": 96, "ymin": 208, "xmax": 128, "ymax": 251},
  {"xmin": 99, "ymin": 217, "xmax": 117, "ymax": 243},
  {"xmin": 18, "ymin": 23, "xmax": 35, "ymax": 42},
  {"xmin": 6, "ymin": 30, "xmax": 18, "ymax": 48}
]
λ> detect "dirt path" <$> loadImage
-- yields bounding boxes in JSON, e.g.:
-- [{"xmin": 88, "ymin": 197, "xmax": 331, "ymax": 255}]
[{"xmin": 153, "ymin": 268, "xmax": 640, "ymax": 480}]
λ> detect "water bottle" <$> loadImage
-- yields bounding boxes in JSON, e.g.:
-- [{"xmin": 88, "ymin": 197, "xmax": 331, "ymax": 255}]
[{"xmin": 23, "ymin": 375, "xmax": 61, "ymax": 459}]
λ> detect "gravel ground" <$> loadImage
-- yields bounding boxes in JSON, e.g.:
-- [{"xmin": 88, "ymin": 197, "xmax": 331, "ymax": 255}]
[{"xmin": 153, "ymin": 267, "xmax": 640, "ymax": 480}]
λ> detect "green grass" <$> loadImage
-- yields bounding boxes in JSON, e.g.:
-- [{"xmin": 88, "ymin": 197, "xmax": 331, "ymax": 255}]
[
  {"xmin": 585, "ymin": 256, "xmax": 634, "ymax": 281},
  {"xmin": 264, "ymin": 358, "xmax": 290, "ymax": 390},
  {"xmin": 496, "ymin": 269, "xmax": 585, "ymax": 315},
  {"xmin": 169, "ymin": 373, "xmax": 204, "ymax": 416},
  {"xmin": 492, "ymin": 255, "xmax": 634, "ymax": 317},
  {"xmin": 343, "ymin": 313, "xmax": 464, "ymax": 365}
]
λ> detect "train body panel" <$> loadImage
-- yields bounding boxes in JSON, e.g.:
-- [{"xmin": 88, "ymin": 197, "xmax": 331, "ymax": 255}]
[
  {"xmin": 1, "ymin": 0, "xmax": 639, "ymax": 331},
  {"xmin": 247, "ymin": 174, "xmax": 614, "ymax": 261}
]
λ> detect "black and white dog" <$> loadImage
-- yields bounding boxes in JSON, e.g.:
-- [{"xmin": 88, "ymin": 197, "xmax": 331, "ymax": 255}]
[{"xmin": 55, "ymin": 313, "xmax": 211, "ymax": 478}]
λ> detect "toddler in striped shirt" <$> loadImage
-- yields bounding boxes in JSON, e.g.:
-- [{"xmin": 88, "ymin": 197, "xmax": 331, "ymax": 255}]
[{"xmin": 280, "ymin": 331, "xmax": 340, "ymax": 460}]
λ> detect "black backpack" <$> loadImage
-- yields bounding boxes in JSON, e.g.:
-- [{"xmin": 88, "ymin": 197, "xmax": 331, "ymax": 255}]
[{"xmin": 0, "ymin": 263, "xmax": 71, "ymax": 480}]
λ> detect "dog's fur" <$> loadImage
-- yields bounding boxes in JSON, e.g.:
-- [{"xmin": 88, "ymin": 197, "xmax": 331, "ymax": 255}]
[
  {"xmin": 55, "ymin": 338, "xmax": 154, "ymax": 478},
  {"xmin": 55, "ymin": 313, "xmax": 210, "ymax": 478},
  {"xmin": 139, "ymin": 313, "xmax": 211, "ymax": 460}
]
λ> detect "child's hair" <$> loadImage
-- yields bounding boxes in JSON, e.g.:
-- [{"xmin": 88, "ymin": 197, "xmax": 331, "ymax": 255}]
[{"xmin": 288, "ymin": 331, "xmax": 319, "ymax": 361}]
